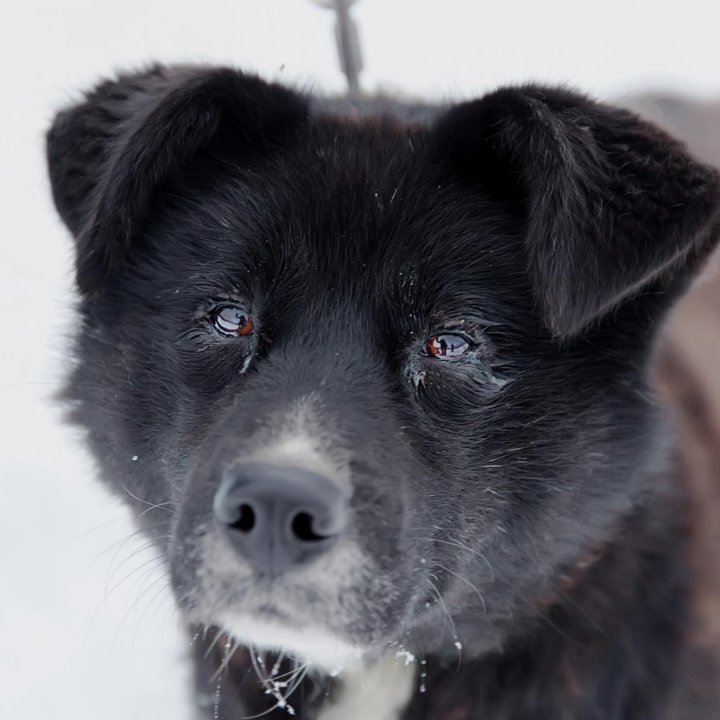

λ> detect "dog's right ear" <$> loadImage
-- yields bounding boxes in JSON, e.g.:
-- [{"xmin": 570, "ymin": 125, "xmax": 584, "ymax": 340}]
[
  {"xmin": 47, "ymin": 65, "xmax": 308, "ymax": 295},
  {"xmin": 432, "ymin": 86, "xmax": 720, "ymax": 339}
]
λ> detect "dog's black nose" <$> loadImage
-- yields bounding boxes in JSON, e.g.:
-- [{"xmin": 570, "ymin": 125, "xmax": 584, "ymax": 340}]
[{"xmin": 213, "ymin": 463, "xmax": 349, "ymax": 574}]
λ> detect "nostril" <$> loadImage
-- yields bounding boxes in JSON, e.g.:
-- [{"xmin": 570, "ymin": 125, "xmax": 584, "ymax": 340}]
[
  {"xmin": 229, "ymin": 503, "xmax": 256, "ymax": 533},
  {"xmin": 291, "ymin": 511, "xmax": 328, "ymax": 542},
  {"xmin": 214, "ymin": 463, "xmax": 348, "ymax": 572}
]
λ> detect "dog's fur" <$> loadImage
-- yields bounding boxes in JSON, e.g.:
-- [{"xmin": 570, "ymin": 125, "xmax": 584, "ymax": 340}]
[{"xmin": 47, "ymin": 65, "xmax": 720, "ymax": 719}]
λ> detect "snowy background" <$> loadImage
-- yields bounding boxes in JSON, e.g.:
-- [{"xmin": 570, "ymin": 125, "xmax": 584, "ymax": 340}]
[{"xmin": 2, "ymin": 1, "xmax": 720, "ymax": 718}]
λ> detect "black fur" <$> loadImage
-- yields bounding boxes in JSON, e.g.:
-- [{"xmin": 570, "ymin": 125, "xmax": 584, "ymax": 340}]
[{"xmin": 47, "ymin": 65, "xmax": 720, "ymax": 719}]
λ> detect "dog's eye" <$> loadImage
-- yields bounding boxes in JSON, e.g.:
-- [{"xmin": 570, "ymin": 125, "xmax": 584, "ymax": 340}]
[
  {"xmin": 425, "ymin": 334, "xmax": 471, "ymax": 359},
  {"xmin": 211, "ymin": 305, "xmax": 254, "ymax": 337}
]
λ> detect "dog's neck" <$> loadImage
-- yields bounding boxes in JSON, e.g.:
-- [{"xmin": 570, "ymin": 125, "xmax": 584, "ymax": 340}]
[{"xmin": 400, "ymin": 491, "xmax": 689, "ymax": 720}]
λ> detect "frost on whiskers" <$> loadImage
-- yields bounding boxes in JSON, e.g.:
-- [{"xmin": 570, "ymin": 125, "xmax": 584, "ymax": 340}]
[
  {"xmin": 244, "ymin": 650, "xmax": 309, "ymax": 718},
  {"xmin": 193, "ymin": 630, "xmax": 307, "ymax": 719}
]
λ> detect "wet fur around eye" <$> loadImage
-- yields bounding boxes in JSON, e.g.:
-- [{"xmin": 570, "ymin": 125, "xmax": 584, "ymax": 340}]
[{"xmin": 407, "ymin": 333, "xmax": 510, "ymax": 417}]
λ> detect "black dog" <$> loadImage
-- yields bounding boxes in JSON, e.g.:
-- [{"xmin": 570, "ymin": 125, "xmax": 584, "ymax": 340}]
[{"xmin": 47, "ymin": 65, "xmax": 720, "ymax": 719}]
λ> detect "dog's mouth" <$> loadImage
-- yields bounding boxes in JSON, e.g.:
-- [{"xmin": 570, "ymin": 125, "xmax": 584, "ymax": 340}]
[
  {"xmin": 182, "ymin": 513, "xmax": 401, "ymax": 672},
  {"xmin": 219, "ymin": 608, "xmax": 369, "ymax": 673}
]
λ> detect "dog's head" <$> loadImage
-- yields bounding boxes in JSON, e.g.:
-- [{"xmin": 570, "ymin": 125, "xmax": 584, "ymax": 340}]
[{"xmin": 47, "ymin": 66, "xmax": 720, "ymax": 670}]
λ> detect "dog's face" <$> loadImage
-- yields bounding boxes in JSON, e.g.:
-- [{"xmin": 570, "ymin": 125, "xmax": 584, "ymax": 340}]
[{"xmin": 47, "ymin": 67, "xmax": 720, "ymax": 671}]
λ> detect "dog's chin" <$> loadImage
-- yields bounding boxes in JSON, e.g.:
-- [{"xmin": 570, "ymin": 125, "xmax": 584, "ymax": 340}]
[{"xmin": 219, "ymin": 611, "xmax": 370, "ymax": 674}]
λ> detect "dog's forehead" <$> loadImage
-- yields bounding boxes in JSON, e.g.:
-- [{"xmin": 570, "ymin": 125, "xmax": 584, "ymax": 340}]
[
  {"xmin": 235, "ymin": 122, "xmax": 522, "ymax": 290},
  {"xmin": 152, "ymin": 118, "xmax": 525, "ymax": 324}
]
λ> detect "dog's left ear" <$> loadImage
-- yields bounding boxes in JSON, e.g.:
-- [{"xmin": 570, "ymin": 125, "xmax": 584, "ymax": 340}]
[
  {"xmin": 433, "ymin": 86, "xmax": 720, "ymax": 338},
  {"xmin": 47, "ymin": 65, "xmax": 308, "ymax": 295}
]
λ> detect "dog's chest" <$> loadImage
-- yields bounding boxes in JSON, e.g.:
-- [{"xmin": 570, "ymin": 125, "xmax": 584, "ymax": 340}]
[{"xmin": 317, "ymin": 656, "xmax": 416, "ymax": 720}]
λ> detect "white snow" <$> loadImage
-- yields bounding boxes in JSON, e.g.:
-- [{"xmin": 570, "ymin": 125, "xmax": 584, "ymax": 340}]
[
  {"xmin": 2, "ymin": 2, "xmax": 720, "ymax": 718},
  {"xmin": 394, "ymin": 649, "xmax": 417, "ymax": 666}
]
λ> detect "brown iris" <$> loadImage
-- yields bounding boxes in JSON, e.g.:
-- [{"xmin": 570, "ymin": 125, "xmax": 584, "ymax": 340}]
[
  {"xmin": 425, "ymin": 333, "xmax": 470, "ymax": 359},
  {"xmin": 212, "ymin": 305, "xmax": 254, "ymax": 337}
]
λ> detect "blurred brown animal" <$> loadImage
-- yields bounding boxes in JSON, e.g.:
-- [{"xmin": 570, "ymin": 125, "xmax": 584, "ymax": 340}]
[
  {"xmin": 622, "ymin": 94, "xmax": 720, "ymax": 169},
  {"xmin": 654, "ymin": 245, "xmax": 720, "ymax": 718}
]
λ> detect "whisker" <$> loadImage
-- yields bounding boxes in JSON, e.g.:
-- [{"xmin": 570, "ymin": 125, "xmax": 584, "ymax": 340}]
[
  {"xmin": 52, "ymin": 514, "xmax": 142, "ymax": 552},
  {"xmin": 104, "ymin": 534, "xmax": 170, "ymax": 590},
  {"xmin": 432, "ymin": 561, "xmax": 487, "ymax": 614},
  {"xmin": 118, "ymin": 481, "xmax": 177, "ymax": 514},
  {"xmin": 213, "ymin": 636, "xmax": 234, "ymax": 720},
  {"xmin": 138, "ymin": 500, "xmax": 178, "ymax": 519},
  {"xmin": 105, "ymin": 553, "xmax": 167, "ymax": 597},
  {"xmin": 204, "ymin": 628, "xmax": 229, "ymax": 660},
  {"xmin": 210, "ymin": 638, "xmax": 239, "ymax": 682},
  {"xmin": 113, "ymin": 575, "xmax": 173, "ymax": 650},
  {"xmin": 427, "ymin": 575, "xmax": 457, "ymax": 641},
  {"xmin": 269, "ymin": 661, "xmax": 309, "ymax": 683},
  {"xmin": 241, "ymin": 649, "xmax": 306, "ymax": 717},
  {"xmin": 426, "ymin": 537, "xmax": 496, "ymax": 581}
]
